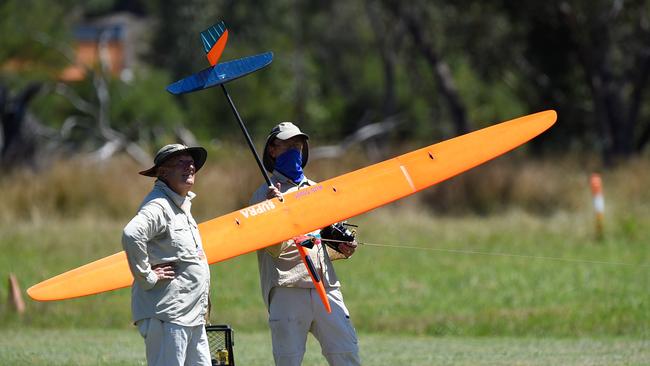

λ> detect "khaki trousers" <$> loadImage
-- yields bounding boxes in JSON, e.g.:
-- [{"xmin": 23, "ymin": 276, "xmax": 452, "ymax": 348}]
[
  {"xmin": 137, "ymin": 318, "xmax": 211, "ymax": 366},
  {"xmin": 268, "ymin": 287, "xmax": 361, "ymax": 366}
]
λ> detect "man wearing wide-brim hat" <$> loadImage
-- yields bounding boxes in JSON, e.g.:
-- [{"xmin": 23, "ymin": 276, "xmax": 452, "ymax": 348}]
[{"xmin": 123, "ymin": 143, "xmax": 212, "ymax": 366}]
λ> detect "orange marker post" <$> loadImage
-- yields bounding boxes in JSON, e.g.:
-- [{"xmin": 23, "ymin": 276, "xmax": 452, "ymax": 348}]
[{"xmin": 590, "ymin": 173, "xmax": 605, "ymax": 239}]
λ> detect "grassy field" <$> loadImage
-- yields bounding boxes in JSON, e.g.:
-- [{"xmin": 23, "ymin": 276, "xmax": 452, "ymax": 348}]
[
  {"xmin": 0, "ymin": 329, "xmax": 647, "ymax": 365},
  {"xmin": 1, "ymin": 207, "xmax": 648, "ymax": 336},
  {"xmin": 1, "ymin": 154, "xmax": 649, "ymax": 363}
]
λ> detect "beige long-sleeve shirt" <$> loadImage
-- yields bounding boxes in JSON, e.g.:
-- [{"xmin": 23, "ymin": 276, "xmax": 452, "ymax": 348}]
[
  {"xmin": 122, "ymin": 180, "xmax": 210, "ymax": 326},
  {"xmin": 251, "ymin": 171, "xmax": 341, "ymax": 309}
]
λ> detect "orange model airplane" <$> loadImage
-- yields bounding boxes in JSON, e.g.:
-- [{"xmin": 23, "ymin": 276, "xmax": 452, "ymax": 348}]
[
  {"xmin": 27, "ymin": 22, "xmax": 557, "ymax": 312},
  {"xmin": 28, "ymin": 110, "xmax": 557, "ymax": 302}
]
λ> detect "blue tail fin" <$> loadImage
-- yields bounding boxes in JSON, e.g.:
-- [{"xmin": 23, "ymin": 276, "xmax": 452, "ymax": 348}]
[{"xmin": 200, "ymin": 21, "xmax": 227, "ymax": 54}]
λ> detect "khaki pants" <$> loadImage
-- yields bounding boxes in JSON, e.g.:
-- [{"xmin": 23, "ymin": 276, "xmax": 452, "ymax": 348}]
[
  {"xmin": 268, "ymin": 287, "xmax": 361, "ymax": 366},
  {"xmin": 137, "ymin": 318, "xmax": 211, "ymax": 366}
]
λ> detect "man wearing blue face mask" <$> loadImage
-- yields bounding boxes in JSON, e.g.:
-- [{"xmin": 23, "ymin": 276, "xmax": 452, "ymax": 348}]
[{"xmin": 250, "ymin": 122, "xmax": 360, "ymax": 366}]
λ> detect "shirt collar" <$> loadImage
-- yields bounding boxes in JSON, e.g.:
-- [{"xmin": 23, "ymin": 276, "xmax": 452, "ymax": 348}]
[{"xmin": 155, "ymin": 179, "xmax": 195, "ymax": 209}]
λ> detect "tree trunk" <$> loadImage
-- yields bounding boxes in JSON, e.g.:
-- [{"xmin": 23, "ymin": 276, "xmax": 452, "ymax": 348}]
[
  {"xmin": 366, "ymin": 0, "xmax": 398, "ymax": 117},
  {"xmin": 631, "ymin": 44, "xmax": 650, "ymax": 153},
  {"xmin": 560, "ymin": 2, "xmax": 649, "ymax": 163},
  {"xmin": 394, "ymin": 3, "xmax": 470, "ymax": 135},
  {"xmin": 0, "ymin": 83, "xmax": 42, "ymax": 170}
]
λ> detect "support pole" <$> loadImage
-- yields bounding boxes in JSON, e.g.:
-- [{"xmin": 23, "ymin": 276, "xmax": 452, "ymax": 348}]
[
  {"xmin": 8, "ymin": 273, "xmax": 25, "ymax": 315},
  {"xmin": 220, "ymin": 84, "xmax": 273, "ymax": 187},
  {"xmin": 219, "ymin": 82, "xmax": 332, "ymax": 313}
]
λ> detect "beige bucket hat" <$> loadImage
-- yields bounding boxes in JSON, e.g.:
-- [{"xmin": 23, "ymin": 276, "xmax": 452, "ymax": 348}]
[{"xmin": 139, "ymin": 143, "xmax": 207, "ymax": 177}]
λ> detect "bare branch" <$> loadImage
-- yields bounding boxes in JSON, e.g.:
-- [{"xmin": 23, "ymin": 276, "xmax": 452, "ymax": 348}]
[
  {"xmin": 54, "ymin": 83, "xmax": 98, "ymax": 118},
  {"xmin": 175, "ymin": 126, "xmax": 199, "ymax": 147},
  {"xmin": 390, "ymin": 2, "xmax": 470, "ymax": 135},
  {"xmin": 125, "ymin": 142, "xmax": 152, "ymax": 167},
  {"xmin": 311, "ymin": 115, "xmax": 402, "ymax": 159}
]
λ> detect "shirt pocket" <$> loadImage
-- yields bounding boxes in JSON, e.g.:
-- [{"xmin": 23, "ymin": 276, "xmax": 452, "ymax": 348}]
[{"xmin": 170, "ymin": 215, "xmax": 196, "ymax": 249}]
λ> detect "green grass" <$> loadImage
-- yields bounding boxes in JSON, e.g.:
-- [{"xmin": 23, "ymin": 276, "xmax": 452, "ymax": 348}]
[
  {"xmin": 0, "ymin": 329, "xmax": 648, "ymax": 365},
  {"xmin": 1, "ymin": 207, "xmax": 648, "ymax": 337},
  {"xmin": 1, "ymin": 155, "xmax": 649, "ymax": 364}
]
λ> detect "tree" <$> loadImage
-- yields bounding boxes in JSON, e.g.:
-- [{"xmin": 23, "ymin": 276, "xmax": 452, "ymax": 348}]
[
  {"xmin": 382, "ymin": 1, "xmax": 471, "ymax": 135},
  {"xmin": 0, "ymin": 83, "xmax": 43, "ymax": 169},
  {"xmin": 501, "ymin": 0, "xmax": 650, "ymax": 162},
  {"xmin": 0, "ymin": 0, "xmax": 73, "ymax": 169}
]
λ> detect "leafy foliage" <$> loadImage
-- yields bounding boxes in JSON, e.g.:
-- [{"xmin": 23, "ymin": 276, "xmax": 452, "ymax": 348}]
[
  {"xmin": 0, "ymin": 1, "xmax": 73, "ymax": 79},
  {"xmin": 1, "ymin": 0, "xmax": 650, "ymax": 166}
]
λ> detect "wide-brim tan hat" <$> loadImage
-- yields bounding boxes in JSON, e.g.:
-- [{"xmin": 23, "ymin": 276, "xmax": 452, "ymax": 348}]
[
  {"xmin": 139, "ymin": 144, "xmax": 208, "ymax": 177},
  {"xmin": 262, "ymin": 122, "xmax": 309, "ymax": 172}
]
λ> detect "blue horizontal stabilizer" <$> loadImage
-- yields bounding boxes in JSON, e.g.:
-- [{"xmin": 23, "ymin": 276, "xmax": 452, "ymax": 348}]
[{"xmin": 166, "ymin": 52, "xmax": 273, "ymax": 95}]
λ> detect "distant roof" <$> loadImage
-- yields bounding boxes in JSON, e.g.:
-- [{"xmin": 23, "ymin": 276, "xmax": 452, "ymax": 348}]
[{"xmin": 74, "ymin": 24, "xmax": 124, "ymax": 41}]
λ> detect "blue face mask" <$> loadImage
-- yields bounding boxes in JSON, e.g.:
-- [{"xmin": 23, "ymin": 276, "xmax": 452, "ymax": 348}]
[{"xmin": 275, "ymin": 148, "xmax": 305, "ymax": 184}]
